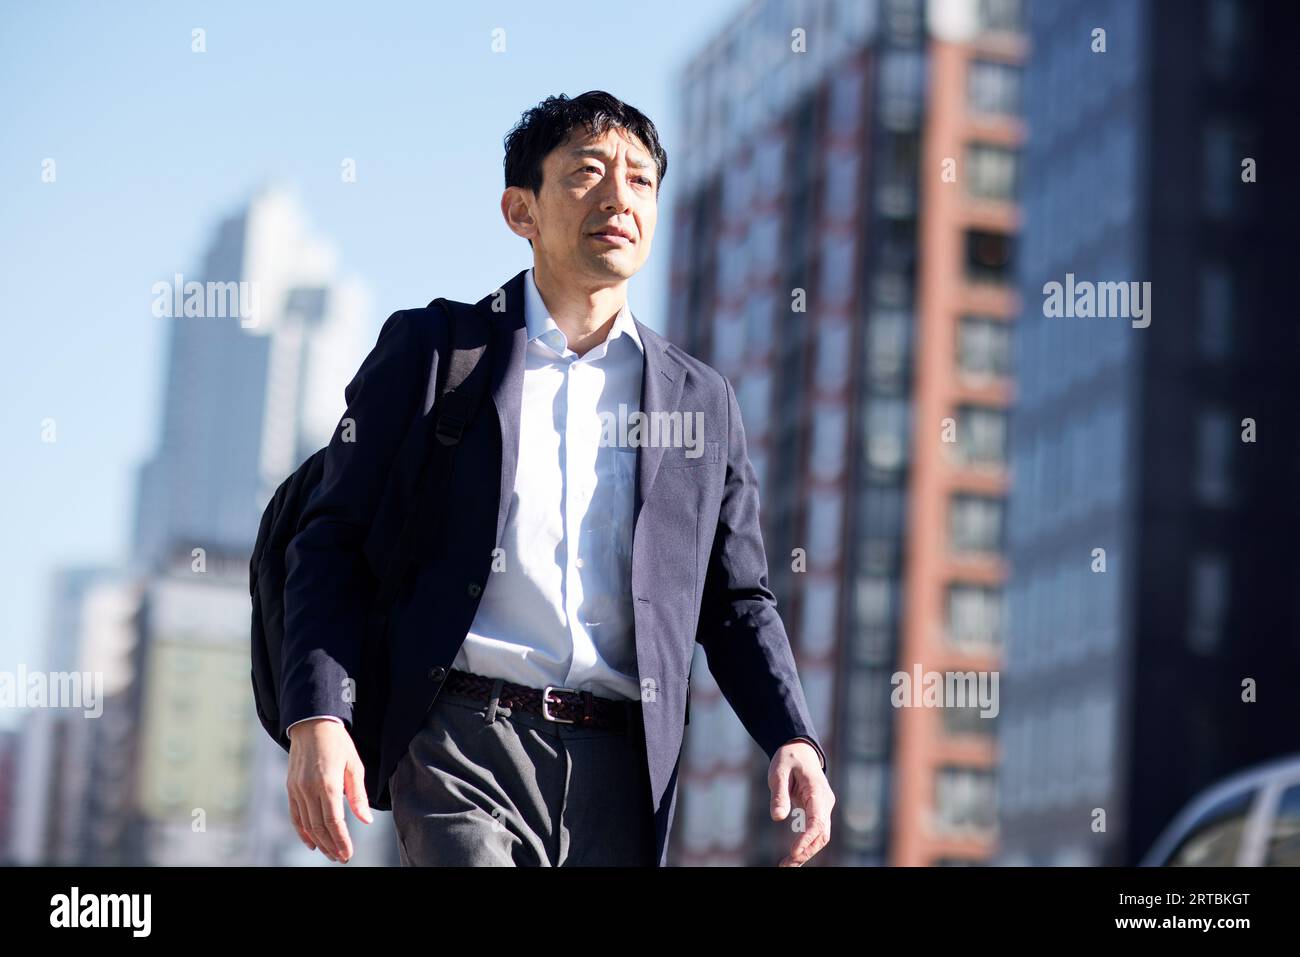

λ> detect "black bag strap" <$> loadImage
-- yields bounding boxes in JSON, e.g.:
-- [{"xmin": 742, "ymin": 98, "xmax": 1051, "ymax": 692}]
[{"xmin": 373, "ymin": 298, "xmax": 491, "ymax": 612}]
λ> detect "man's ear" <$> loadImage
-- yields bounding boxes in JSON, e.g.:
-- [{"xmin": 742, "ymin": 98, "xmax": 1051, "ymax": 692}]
[{"xmin": 502, "ymin": 187, "xmax": 538, "ymax": 243}]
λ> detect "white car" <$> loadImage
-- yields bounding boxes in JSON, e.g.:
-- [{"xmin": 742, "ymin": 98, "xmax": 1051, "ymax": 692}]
[{"xmin": 1140, "ymin": 753, "xmax": 1300, "ymax": 866}]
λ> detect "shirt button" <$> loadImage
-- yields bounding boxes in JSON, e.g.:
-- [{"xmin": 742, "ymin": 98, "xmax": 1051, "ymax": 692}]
[
  {"xmin": 428, "ymin": 666, "xmax": 446, "ymax": 681},
  {"xmin": 575, "ymin": 557, "xmax": 584, "ymax": 568},
  {"xmin": 467, "ymin": 582, "xmax": 481, "ymax": 597}
]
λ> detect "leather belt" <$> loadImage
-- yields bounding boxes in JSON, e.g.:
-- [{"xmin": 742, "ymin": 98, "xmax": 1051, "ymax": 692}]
[{"xmin": 441, "ymin": 668, "xmax": 640, "ymax": 732}]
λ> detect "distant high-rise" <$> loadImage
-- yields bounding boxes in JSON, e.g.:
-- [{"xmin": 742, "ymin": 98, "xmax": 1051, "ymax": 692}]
[
  {"xmin": 998, "ymin": 0, "xmax": 1300, "ymax": 865},
  {"xmin": 131, "ymin": 185, "xmax": 368, "ymax": 572},
  {"xmin": 9, "ymin": 566, "xmax": 143, "ymax": 865},
  {"xmin": 666, "ymin": 0, "xmax": 1024, "ymax": 866}
]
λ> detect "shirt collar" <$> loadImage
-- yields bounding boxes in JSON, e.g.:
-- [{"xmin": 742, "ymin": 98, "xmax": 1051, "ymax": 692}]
[{"xmin": 524, "ymin": 267, "xmax": 644, "ymax": 356}]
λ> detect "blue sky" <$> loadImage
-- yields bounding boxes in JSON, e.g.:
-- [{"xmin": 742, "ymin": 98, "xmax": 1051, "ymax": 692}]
[{"xmin": 0, "ymin": 1, "xmax": 737, "ymax": 727}]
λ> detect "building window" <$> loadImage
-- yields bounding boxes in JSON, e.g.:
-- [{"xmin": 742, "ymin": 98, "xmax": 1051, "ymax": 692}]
[
  {"xmin": 958, "ymin": 315, "xmax": 1012, "ymax": 379},
  {"xmin": 824, "ymin": 150, "xmax": 861, "ymax": 213},
  {"xmin": 723, "ymin": 155, "xmax": 755, "ymax": 221},
  {"xmin": 857, "ymin": 574, "xmax": 895, "ymax": 630},
  {"xmin": 966, "ymin": 143, "xmax": 1018, "ymax": 201},
  {"xmin": 829, "ymin": 65, "xmax": 865, "ymax": 131},
  {"xmin": 722, "ymin": 225, "xmax": 751, "ymax": 289},
  {"xmin": 942, "ymin": 702, "xmax": 998, "ymax": 738},
  {"xmin": 755, "ymin": 135, "xmax": 785, "ymax": 195},
  {"xmin": 865, "ymin": 396, "xmax": 910, "ymax": 472},
  {"xmin": 954, "ymin": 404, "xmax": 1008, "ymax": 468},
  {"xmin": 715, "ymin": 775, "xmax": 750, "ymax": 849},
  {"xmin": 846, "ymin": 669, "xmax": 888, "ymax": 756},
  {"xmin": 964, "ymin": 229, "xmax": 1015, "ymax": 285},
  {"xmin": 1187, "ymin": 554, "xmax": 1230, "ymax": 655},
  {"xmin": 878, "ymin": 132, "xmax": 920, "ymax": 215},
  {"xmin": 949, "ymin": 494, "xmax": 1004, "ymax": 554},
  {"xmin": 934, "ymin": 766, "xmax": 997, "ymax": 835},
  {"xmin": 1100, "ymin": 401, "xmax": 1126, "ymax": 503},
  {"xmin": 807, "ymin": 493, "xmax": 844, "ymax": 563},
  {"xmin": 713, "ymin": 310, "xmax": 745, "ymax": 368},
  {"xmin": 946, "ymin": 584, "xmax": 1005, "ymax": 649},
  {"xmin": 1082, "ymin": 693, "xmax": 1116, "ymax": 795},
  {"xmin": 681, "ymin": 783, "xmax": 710, "ymax": 851},
  {"xmin": 1205, "ymin": 0, "xmax": 1245, "ymax": 81},
  {"xmin": 862, "ymin": 482, "xmax": 906, "ymax": 542},
  {"xmin": 1202, "ymin": 120, "xmax": 1238, "ymax": 218},
  {"xmin": 744, "ymin": 290, "xmax": 775, "ymax": 354},
  {"xmin": 977, "ymin": 0, "xmax": 1023, "ymax": 34},
  {"xmin": 1198, "ymin": 264, "xmax": 1234, "ymax": 360},
  {"xmin": 1194, "ymin": 407, "xmax": 1234, "ymax": 506},
  {"xmin": 843, "ymin": 760, "xmax": 886, "ymax": 843},
  {"xmin": 867, "ymin": 308, "xmax": 910, "ymax": 384},
  {"xmin": 810, "ymin": 404, "xmax": 848, "ymax": 481},
  {"xmin": 751, "ymin": 215, "xmax": 781, "ymax": 275},
  {"xmin": 879, "ymin": 48, "xmax": 925, "ymax": 124},
  {"xmin": 819, "ymin": 230, "xmax": 856, "ymax": 304},
  {"xmin": 815, "ymin": 319, "xmax": 853, "ymax": 391},
  {"xmin": 799, "ymin": 578, "xmax": 839, "ymax": 658},
  {"xmin": 853, "ymin": 574, "xmax": 897, "ymax": 665},
  {"xmin": 967, "ymin": 60, "xmax": 1021, "ymax": 117}
]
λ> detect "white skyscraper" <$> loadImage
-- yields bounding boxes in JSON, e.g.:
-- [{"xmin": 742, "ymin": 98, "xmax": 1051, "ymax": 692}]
[{"xmin": 132, "ymin": 184, "xmax": 368, "ymax": 571}]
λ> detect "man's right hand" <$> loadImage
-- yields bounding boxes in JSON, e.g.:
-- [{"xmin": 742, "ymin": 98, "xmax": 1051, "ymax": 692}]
[{"xmin": 286, "ymin": 718, "xmax": 374, "ymax": 862}]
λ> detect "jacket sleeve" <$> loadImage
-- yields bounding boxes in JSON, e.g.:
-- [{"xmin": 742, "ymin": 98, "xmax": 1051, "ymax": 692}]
[
  {"xmin": 279, "ymin": 309, "xmax": 430, "ymax": 735},
  {"xmin": 695, "ymin": 375, "xmax": 828, "ymax": 775}
]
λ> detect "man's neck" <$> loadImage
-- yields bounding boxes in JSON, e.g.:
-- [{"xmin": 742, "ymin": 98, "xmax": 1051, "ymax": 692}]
[{"xmin": 532, "ymin": 262, "xmax": 627, "ymax": 358}]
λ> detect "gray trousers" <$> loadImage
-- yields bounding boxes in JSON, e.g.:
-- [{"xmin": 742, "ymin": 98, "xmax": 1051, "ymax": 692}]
[{"xmin": 388, "ymin": 677, "xmax": 657, "ymax": 866}]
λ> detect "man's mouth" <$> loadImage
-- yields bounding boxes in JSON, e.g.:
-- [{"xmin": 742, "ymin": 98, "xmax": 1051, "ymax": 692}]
[{"xmin": 589, "ymin": 227, "xmax": 634, "ymax": 245}]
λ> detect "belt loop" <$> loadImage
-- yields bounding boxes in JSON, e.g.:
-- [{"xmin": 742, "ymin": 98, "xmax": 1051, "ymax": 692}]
[{"xmin": 485, "ymin": 677, "xmax": 504, "ymax": 725}]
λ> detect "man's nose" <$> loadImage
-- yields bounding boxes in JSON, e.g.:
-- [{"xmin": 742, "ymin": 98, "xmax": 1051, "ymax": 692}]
[{"xmin": 599, "ymin": 170, "xmax": 635, "ymax": 213}]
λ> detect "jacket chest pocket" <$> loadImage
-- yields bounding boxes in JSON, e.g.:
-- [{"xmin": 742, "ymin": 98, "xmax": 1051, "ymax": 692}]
[{"xmin": 658, "ymin": 441, "xmax": 719, "ymax": 469}]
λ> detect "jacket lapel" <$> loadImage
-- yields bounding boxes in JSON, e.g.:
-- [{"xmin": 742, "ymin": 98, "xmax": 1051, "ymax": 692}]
[
  {"xmin": 478, "ymin": 269, "xmax": 529, "ymax": 549},
  {"xmin": 632, "ymin": 313, "xmax": 685, "ymax": 533}
]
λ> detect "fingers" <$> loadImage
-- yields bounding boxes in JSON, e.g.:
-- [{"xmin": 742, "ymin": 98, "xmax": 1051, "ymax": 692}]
[
  {"xmin": 776, "ymin": 765, "xmax": 836, "ymax": 866},
  {"xmin": 302, "ymin": 790, "xmax": 345, "ymax": 863},
  {"xmin": 769, "ymin": 761, "xmax": 792, "ymax": 821},
  {"xmin": 288, "ymin": 793, "xmax": 317, "ymax": 851},
  {"xmin": 344, "ymin": 756, "xmax": 374, "ymax": 825},
  {"xmin": 303, "ymin": 790, "xmax": 344, "ymax": 862},
  {"xmin": 781, "ymin": 818, "xmax": 831, "ymax": 867},
  {"xmin": 316, "ymin": 787, "xmax": 354, "ymax": 863}
]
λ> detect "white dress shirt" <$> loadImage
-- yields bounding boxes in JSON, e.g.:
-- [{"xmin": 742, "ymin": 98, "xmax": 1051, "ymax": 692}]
[
  {"xmin": 450, "ymin": 267, "xmax": 643, "ymax": 700},
  {"xmin": 289, "ymin": 268, "xmax": 643, "ymax": 734}
]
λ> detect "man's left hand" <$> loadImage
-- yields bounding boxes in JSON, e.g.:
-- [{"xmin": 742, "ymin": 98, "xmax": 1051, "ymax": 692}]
[{"xmin": 769, "ymin": 740, "xmax": 835, "ymax": 866}]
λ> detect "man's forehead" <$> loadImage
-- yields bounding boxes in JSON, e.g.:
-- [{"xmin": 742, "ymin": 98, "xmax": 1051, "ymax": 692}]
[{"xmin": 558, "ymin": 130, "xmax": 653, "ymax": 167}]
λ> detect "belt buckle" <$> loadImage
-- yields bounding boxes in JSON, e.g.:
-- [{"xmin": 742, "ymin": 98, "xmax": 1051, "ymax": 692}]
[{"xmin": 541, "ymin": 685, "xmax": 579, "ymax": 723}]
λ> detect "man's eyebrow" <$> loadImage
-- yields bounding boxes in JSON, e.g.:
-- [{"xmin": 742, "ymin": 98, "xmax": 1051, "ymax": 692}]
[{"xmin": 569, "ymin": 146, "xmax": 655, "ymax": 172}]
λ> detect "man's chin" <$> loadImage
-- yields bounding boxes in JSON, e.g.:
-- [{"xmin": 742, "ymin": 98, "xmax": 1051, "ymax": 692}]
[{"xmin": 583, "ymin": 252, "xmax": 639, "ymax": 279}]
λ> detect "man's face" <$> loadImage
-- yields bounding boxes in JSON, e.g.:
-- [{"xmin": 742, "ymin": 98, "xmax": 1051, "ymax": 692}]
[{"xmin": 508, "ymin": 126, "xmax": 658, "ymax": 283}]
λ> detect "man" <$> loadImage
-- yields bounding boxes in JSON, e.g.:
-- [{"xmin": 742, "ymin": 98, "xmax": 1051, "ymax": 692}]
[{"xmin": 281, "ymin": 91, "xmax": 833, "ymax": 866}]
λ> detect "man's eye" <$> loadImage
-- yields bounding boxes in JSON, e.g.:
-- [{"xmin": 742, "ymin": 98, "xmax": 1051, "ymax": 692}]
[
  {"xmin": 580, "ymin": 166, "xmax": 600, "ymax": 174},
  {"xmin": 635, "ymin": 176, "xmax": 652, "ymax": 186}
]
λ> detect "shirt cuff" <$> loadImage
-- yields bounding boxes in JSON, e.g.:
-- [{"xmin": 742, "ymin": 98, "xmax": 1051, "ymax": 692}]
[{"xmin": 287, "ymin": 715, "xmax": 345, "ymax": 734}]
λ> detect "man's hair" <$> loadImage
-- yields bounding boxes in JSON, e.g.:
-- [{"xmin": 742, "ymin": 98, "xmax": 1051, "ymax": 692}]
[{"xmin": 503, "ymin": 90, "xmax": 668, "ymax": 203}]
